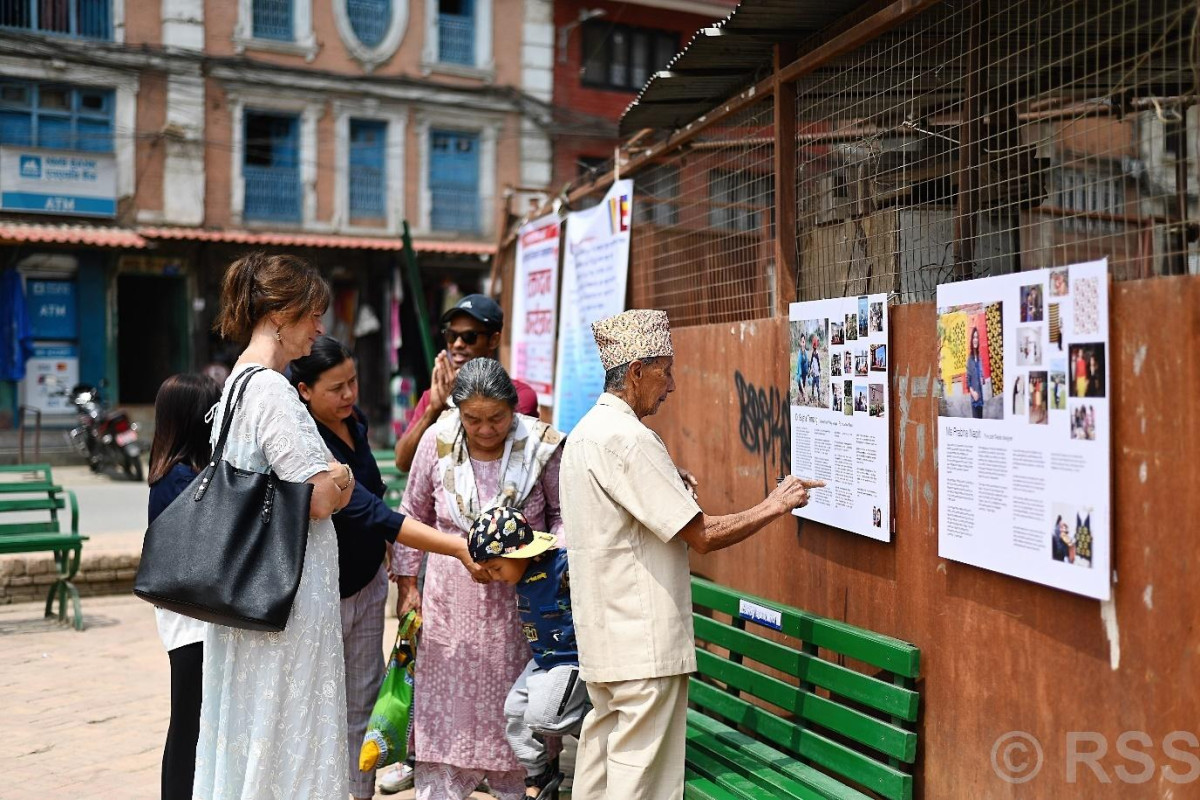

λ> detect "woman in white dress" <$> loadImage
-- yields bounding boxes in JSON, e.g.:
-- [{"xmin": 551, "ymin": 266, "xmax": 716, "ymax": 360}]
[{"xmin": 193, "ymin": 252, "xmax": 356, "ymax": 799}]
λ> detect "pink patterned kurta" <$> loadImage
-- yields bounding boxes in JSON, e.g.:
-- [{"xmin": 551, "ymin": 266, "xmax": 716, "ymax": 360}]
[{"xmin": 393, "ymin": 426, "xmax": 564, "ymax": 773}]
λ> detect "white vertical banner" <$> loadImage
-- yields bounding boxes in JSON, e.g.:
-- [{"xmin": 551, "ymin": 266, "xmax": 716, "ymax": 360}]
[
  {"xmin": 511, "ymin": 214, "xmax": 562, "ymax": 405},
  {"xmin": 789, "ymin": 294, "xmax": 891, "ymax": 541},
  {"xmin": 936, "ymin": 259, "xmax": 1111, "ymax": 599},
  {"xmin": 552, "ymin": 180, "xmax": 633, "ymax": 432}
]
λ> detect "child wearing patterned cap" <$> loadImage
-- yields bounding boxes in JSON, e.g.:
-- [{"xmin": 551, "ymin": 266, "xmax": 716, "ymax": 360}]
[{"xmin": 468, "ymin": 506, "xmax": 587, "ymax": 800}]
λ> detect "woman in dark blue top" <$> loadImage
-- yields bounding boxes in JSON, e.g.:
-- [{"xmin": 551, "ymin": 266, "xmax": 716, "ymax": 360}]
[
  {"xmin": 147, "ymin": 372, "xmax": 221, "ymax": 800},
  {"xmin": 290, "ymin": 336, "xmax": 481, "ymax": 800}
]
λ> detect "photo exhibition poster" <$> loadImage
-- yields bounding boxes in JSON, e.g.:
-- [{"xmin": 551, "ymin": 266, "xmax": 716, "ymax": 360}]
[
  {"xmin": 511, "ymin": 214, "xmax": 561, "ymax": 406},
  {"xmin": 936, "ymin": 259, "xmax": 1110, "ymax": 599},
  {"xmin": 788, "ymin": 294, "xmax": 891, "ymax": 541}
]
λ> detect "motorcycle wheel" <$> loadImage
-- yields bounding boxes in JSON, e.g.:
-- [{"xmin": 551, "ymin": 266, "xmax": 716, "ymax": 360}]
[{"xmin": 123, "ymin": 453, "xmax": 144, "ymax": 483}]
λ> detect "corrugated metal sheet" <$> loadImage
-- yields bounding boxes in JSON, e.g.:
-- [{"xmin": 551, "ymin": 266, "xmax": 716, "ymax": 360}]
[{"xmin": 619, "ymin": 0, "xmax": 869, "ymax": 135}]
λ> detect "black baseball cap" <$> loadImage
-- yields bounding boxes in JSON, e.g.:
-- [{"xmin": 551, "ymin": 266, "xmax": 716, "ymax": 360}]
[
  {"xmin": 468, "ymin": 507, "xmax": 557, "ymax": 563},
  {"xmin": 440, "ymin": 294, "xmax": 504, "ymax": 331}
]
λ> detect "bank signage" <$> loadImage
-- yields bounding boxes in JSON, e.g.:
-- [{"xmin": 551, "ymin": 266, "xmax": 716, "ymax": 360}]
[{"xmin": 0, "ymin": 146, "xmax": 117, "ymax": 217}]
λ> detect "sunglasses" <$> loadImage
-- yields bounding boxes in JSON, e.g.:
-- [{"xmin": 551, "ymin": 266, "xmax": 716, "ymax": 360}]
[{"xmin": 442, "ymin": 328, "xmax": 488, "ymax": 346}]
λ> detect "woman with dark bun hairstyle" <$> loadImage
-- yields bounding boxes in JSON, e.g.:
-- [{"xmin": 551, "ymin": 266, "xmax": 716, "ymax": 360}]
[{"xmin": 193, "ymin": 252, "xmax": 356, "ymax": 799}]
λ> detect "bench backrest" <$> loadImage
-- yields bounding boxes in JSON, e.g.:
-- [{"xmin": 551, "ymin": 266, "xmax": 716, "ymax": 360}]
[
  {"xmin": 0, "ymin": 464, "xmax": 77, "ymax": 536},
  {"xmin": 690, "ymin": 576, "xmax": 921, "ymax": 800}
]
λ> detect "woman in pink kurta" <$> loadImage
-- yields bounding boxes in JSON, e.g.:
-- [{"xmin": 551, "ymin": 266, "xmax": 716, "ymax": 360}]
[{"xmin": 392, "ymin": 358, "xmax": 564, "ymax": 800}]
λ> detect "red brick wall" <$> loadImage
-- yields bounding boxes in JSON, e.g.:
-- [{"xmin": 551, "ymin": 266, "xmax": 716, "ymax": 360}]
[
  {"xmin": 552, "ymin": 0, "xmax": 722, "ymax": 189},
  {"xmin": 133, "ymin": 72, "xmax": 167, "ymax": 217}
]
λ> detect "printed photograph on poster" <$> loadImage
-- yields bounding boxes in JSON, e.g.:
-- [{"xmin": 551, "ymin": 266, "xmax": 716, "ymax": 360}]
[
  {"xmin": 1028, "ymin": 371, "xmax": 1048, "ymax": 425},
  {"xmin": 1069, "ymin": 343, "xmax": 1106, "ymax": 397},
  {"xmin": 1049, "ymin": 362, "xmax": 1067, "ymax": 410},
  {"xmin": 1016, "ymin": 327, "xmax": 1042, "ymax": 366},
  {"xmin": 870, "ymin": 344, "xmax": 887, "ymax": 371},
  {"xmin": 1051, "ymin": 504, "xmax": 1095, "ymax": 567},
  {"xmin": 937, "ymin": 301, "xmax": 1004, "ymax": 420},
  {"xmin": 936, "ymin": 258, "xmax": 1111, "ymax": 600},
  {"xmin": 789, "ymin": 319, "xmax": 828, "ymax": 408},
  {"xmin": 1011, "ymin": 375, "xmax": 1026, "ymax": 416},
  {"xmin": 789, "ymin": 293, "xmax": 890, "ymax": 541},
  {"xmin": 1070, "ymin": 402, "xmax": 1099, "ymax": 440},
  {"xmin": 1020, "ymin": 284, "xmax": 1044, "ymax": 322},
  {"xmin": 869, "ymin": 384, "xmax": 885, "ymax": 418},
  {"xmin": 870, "ymin": 301, "xmax": 884, "ymax": 333}
]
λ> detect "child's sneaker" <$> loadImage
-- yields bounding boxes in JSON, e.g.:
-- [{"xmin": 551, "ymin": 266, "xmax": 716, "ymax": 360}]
[{"xmin": 377, "ymin": 762, "xmax": 414, "ymax": 794}]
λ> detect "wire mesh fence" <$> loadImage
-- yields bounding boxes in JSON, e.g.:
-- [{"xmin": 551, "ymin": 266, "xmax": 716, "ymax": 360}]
[{"xmin": 794, "ymin": 0, "xmax": 1199, "ymax": 302}]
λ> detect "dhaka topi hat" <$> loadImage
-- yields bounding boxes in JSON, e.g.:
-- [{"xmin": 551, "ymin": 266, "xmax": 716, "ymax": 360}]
[
  {"xmin": 468, "ymin": 506, "xmax": 557, "ymax": 563},
  {"xmin": 591, "ymin": 309, "xmax": 674, "ymax": 371}
]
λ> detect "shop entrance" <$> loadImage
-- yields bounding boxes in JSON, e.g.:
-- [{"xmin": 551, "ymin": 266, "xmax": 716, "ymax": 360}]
[{"xmin": 117, "ymin": 274, "xmax": 189, "ymax": 404}]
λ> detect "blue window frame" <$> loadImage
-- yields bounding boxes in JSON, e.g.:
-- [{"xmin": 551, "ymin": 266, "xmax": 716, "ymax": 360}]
[
  {"xmin": 349, "ymin": 118, "xmax": 387, "ymax": 222},
  {"xmin": 347, "ymin": 0, "xmax": 390, "ymax": 48},
  {"xmin": 429, "ymin": 129, "xmax": 480, "ymax": 233},
  {"xmin": 437, "ymin": 0, "xmax": 474, "ymax": 66},
  {"xmin": 252, "ymin": 0, "xmax": 293, "ymax": 41},
  {"xmin": 0, "ymin": 81, "xmax": 114, "ymax": 152},
  {"xmin": 0, "ymin": 0, "xmax": 111, "ymax": 40},
  {"xmin": 243, "ymin": 111, "xmax": 301, "ymax": 223}
]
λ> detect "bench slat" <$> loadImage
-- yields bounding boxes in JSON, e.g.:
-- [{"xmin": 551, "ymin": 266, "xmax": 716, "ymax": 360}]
[
  {"xmin": 692, "ymin": 577, "xmax": 920, "ymax": 678},
  {"xmin": 0, "ymin": 534, "xmax": 87, "ymax": 554},
  {"xmin": 696, "ymin": 648, "xmax": 917, "ymax": 762},
  {"xmin": 694, "ymin": 615, "xmax": 920, "ymax": 722},
  {"xmin": 686, "ymin": 742, "xmax": 794, "ymax": 800},
  {"xmin": 690, "ymin": 679, "xmax": 913, "ymax": 800},
  {"xmin": 0, "ymin": 481, "xmax": 62, "ymax": 494},
  {"xmin": 688, "ymin": 716, "xmax": 832, "ymax": 800},
  {"xmin": 0, "ymin": 521, "xmax": 60, "ymax": 535},
  {"xmin": 684, "ymin": 775, "xmax": 745, "ymax": 800},
  {"xmin": 688, "ymin": 710, "xmax": 873, "ymax": 800},
  {"xmin": 0, "ymin": 497, "xmax": 66, "ymax": 512}
]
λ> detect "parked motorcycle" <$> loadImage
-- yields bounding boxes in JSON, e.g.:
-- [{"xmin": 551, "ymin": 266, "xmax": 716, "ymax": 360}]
[{"xmin": 65, "ymin": 380, "xmax": 143, "ymax": 482}]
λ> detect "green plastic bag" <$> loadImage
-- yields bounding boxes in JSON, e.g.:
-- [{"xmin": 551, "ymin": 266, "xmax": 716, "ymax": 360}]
[{"xmin": 359, "ymin": 611, "xmax": 419, "ymax": 773}]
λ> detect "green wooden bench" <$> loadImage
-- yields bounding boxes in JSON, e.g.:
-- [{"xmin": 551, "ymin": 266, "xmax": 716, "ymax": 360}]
[
  {"xmin": 686, "ymin": 576, "xmax": 921, "ymax": 800},
  {"xmin": 372, "ymin": 449, "xmax": 408, "ymax": 509},
  {"xmin": 0, "ymin": 464, "xmax": 88, "ymax": 630}
]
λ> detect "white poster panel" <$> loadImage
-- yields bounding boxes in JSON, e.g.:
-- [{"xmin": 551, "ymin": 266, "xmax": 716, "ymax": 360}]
[
  {"xmin": 22, "ymin": 344, "xmax": 79, "ymax": 415},
  {"xmin": 789, "ymin": 294, "xmax": 891, "ymax": 541},
  {"xmin": 936, "ymin": 259, "xmax": 1110, "ymax": 599},
  {"xmin": 511, "ymin": 214, "xmax": 562, "ymax": 405},
  {"xmin": 552, "ymin": 180, "xmax": 633, "ymax": 432}
]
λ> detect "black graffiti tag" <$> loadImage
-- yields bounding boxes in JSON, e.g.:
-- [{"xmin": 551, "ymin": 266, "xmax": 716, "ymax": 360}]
[{"xmin": 734, "ymin": 371, "xmax": 791, "ymax": 494}]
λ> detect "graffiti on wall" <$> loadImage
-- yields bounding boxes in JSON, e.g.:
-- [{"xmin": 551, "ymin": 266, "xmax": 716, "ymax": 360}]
[{"xmin": 734, "ymin": 370, "xmax": 791, "ymax": 495}]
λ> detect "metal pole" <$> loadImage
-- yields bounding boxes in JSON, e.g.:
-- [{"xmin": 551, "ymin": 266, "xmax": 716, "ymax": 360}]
[{"xmin": 400, "ymin": 220, "xmax": 438, "ymax": 374}]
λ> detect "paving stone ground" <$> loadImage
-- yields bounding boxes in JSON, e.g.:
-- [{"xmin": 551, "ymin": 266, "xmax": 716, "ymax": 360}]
[{"xmin": 0, "ymin": 594, "xmax": 543, "ymax": 799}]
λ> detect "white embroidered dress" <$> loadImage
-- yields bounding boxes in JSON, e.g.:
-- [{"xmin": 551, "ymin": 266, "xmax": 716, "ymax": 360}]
[{"xmin": 192, "ymin": 364, "xmax": 348, "ymax": 800}]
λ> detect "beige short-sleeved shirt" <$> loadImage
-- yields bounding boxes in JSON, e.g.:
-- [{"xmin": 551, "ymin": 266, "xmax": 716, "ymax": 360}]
[{"xmin": 560, "ymin": 393, "xmax": 702, "ymax": 683}]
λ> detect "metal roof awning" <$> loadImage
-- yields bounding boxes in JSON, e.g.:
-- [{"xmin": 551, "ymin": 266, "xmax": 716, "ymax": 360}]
[{"xmin": 619, "ymin": 0, "xmax": 870, "ymax": 135}]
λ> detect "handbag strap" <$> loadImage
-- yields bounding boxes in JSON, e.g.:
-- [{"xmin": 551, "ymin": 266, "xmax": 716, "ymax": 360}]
[{"xmin": 193, "ymin": 365, "xmax": 267, "ymax": 501}]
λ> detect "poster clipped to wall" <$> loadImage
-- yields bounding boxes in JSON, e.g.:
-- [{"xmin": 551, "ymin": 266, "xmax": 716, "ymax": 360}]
[
  {"xmin": 552, "ymin": 180, "xmax": 633, "ymax": 432},
  {"xmin": 936, "ymin": 259, "xmax": 1110, "ymax": 599},
  {"xmin": 511, "ymin": 214, "xmax": 561, "ymax": 406},
  {"xmin": 788, "ymin": 294, "xmax": 891, "ymax": 541}
]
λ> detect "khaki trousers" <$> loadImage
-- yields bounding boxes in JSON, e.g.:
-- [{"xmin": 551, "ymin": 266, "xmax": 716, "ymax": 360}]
[{"xmin": 571, "ymin": 673, "xmax": 689, "ymax": 800}]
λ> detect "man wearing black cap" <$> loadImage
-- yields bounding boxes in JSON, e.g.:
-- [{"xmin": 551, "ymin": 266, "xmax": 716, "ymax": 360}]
[{"xmin": 393, "ymin": 294, "xmax": 539, "ymax": 474}]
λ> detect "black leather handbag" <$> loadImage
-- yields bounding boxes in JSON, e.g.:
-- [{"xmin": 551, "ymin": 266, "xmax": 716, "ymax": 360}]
[{"xmin": 134, "ymin": 366, "xmax": 315, "ymax": 632}]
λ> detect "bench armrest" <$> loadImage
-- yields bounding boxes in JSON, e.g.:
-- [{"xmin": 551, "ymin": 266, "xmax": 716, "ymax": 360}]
[{"xmin": 64, "ymin": 488, "xmax": 79, "ymax": 536}]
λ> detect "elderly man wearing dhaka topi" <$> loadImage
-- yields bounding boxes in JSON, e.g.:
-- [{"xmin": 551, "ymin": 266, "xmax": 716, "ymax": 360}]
[{"xmin": 559, "ymin": 309, "xmax": 825, "ymax": 800}]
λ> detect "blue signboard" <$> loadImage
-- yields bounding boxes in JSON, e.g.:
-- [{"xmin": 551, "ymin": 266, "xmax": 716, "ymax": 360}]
[
  {"xmin": 26, "ymin": 279, "xmax": 78, "ymax": 340},
  {"xmin": 1, "ymin": 148, "xmax": 117, "ymax": 218}
]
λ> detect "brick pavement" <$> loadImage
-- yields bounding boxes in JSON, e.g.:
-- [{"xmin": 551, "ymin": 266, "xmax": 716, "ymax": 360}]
[{"xmin": 0, "ymin": 595, "xmax": 566, "ymax": 799}]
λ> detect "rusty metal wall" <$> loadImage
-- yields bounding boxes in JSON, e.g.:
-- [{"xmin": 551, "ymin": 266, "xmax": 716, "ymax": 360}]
[{"xmin": 645, "ymin": 275, "xmax": 1200, "ymax": 797}]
